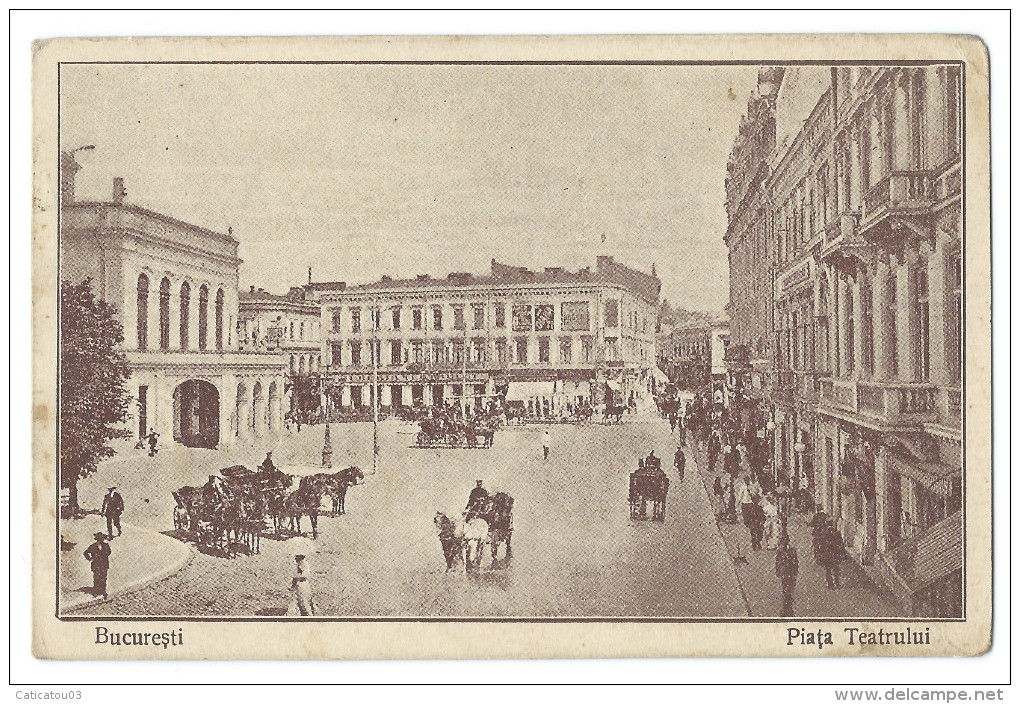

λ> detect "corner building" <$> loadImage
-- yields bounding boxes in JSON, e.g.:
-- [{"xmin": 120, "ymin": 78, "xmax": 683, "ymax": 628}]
[
  {"xmin": 60, "ymin": 179, "xmax": 288, "ymax": 449},
  {"xmin": 725, "ymin": 66, "xmax": 963, "ymax": 617},
  {"xmin": 311, "ymin": 256, "xmax": 660, "ymax": 413}
]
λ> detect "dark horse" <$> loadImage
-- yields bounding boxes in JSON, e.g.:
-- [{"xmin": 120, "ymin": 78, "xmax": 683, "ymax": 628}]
[
  {"xmin": 602, "ymin": 404, "xmax": 625, "ymax": 424},
  {"xmin": 467, "ymin": 491, "xmax": 514, "ymax": 568},
  {"xmin": 320, "ymin": 466, "xmax": 364, "ymax": 515}
]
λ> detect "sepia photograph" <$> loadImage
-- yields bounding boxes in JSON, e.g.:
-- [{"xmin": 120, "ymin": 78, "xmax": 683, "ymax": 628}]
[{"xmin": 29, "ymin": 31, "xmax": 992, "ymax": 662}]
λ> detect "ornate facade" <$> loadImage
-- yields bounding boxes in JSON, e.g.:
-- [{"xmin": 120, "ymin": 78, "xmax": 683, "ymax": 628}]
[
  {"xmin": 726, "ymin": 65, "xmax": 964, "ymax": 617},
  {"xmin": 60, "ymin": 177, "xmax": 288, "ymax": 449}
]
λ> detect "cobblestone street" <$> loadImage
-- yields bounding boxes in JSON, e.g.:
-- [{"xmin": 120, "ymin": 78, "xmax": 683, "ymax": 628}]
[{"xmin": 68, "ymin": 411, "xmax": 750, "ymax": 618}]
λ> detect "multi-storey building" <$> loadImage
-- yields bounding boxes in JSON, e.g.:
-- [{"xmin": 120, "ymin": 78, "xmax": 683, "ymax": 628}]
[
  {"xmin": 723, "ymin": 67, "xmax": 783, "ymax": 395},
  {"xmin": 238, "ymin": 283, "xmax": 324, "ymax": 416},
  {"xmin": 311, "ymin": 256, "xmax": 660, "ymax": 414},
  {"xmin": 657, "ymin": 316, "xmax": 730, "ymax": 391},
  {"xmin": 726, "ymin": 64, "xmax": 964, "ymax": 617},
  {"xmin": 60, "ymin": 175, "xmax": 288, "ymax": 449}
]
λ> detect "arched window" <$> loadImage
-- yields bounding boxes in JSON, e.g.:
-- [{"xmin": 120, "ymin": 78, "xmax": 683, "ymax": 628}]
[
  {"xmin": 198, "ymin": 285, "xmax": 209, "ymax": 350},
  {"xmin": 159, "ymin": 278, "xmax": 171, "ymax": 350},
  {"xmin": 215, "ymin": 289, "xmax": 225, "ymax": 350},
  {"xmin": 136, "ymin": 274, "xmax": 149, "ymax": 350},
  {"xmin": 180, "ymin": 282, "xmax": 191, "ymax": 350}
]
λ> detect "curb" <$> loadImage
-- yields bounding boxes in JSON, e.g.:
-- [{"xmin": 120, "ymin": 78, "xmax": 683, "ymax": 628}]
[{"xmin": 60, "ymin": 522, "xmax": 196, "ymax": 614}]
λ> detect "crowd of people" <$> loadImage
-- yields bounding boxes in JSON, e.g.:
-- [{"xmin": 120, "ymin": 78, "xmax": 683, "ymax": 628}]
[{"xmin": 657, "ymin": 384, "xmax": 852, "ymax": 616}]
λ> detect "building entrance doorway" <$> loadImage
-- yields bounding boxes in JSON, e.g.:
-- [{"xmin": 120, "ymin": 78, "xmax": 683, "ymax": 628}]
[{"xmin": 173, "ymin": 379, "xmax": 220, "ymax": 448}]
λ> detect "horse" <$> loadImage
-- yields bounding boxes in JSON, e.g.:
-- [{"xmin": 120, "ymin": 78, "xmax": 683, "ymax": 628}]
[
  {"xmin": 321, "ymin": 466, "xmax": 364, "ymax": 515},
  {"xmin": 432, "ymin": 512, "xmax": 490, "ymax": 573},
  {"xmin": 602, "ymin": 404, "xmax": 625, "ymax": 424},
  {"xmin": 462, "ymin": 516, "xmax": 490, "ymax": 571}
]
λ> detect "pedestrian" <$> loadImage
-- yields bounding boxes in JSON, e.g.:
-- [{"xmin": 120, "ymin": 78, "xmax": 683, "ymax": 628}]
[
  {"xmin": 762, "ymin": 491, "xmax": 781, "ymax": 550},
  {"xmin": 674, "ymin": 446, "xmax": 686, "ymax": 482},
  {"xmin": 101, "ymin": 486, "xmax": 124, "ymax": 539},
  {"xmin": 83, "ymin": 532, "xmax": 111, "ymax": 600},
  {"xmin": 775, "ymin": 535, "xmax": 799, "ymax": 617},
  {"xmin": 542, "ymin": 429, "xmax": 551, "ymax": 461},
  {"xmin": 668, "ymin": 413, "xmax": 677, "ymax": 433},
  {"xmin": 819, "ymin": 519, "xmax": 847, "ymax": 589},
  {"xmin": 146, "ymin": 428, "xmax": 159, "ymax": 457},
  {"xmin": 747, "ymin": 497, "xmax": 766, "ymax": 551},
  {"xmin": 708, "ymin": 433, "xmax": 721, "ymax": 471},
  {"xmin": 259, "ymin": 451, "xmax": 277, "ymax": 474},
  {"xmin": 677, "ymin": 416, "xmax": 687, "ymax": 446},
  {"xmin": 288, "ymin": 554, "xmax": 315, "ymax": 616},
  {"xmin": 735, "ymin": 473, "xmax": 753, "ymax": 529}
]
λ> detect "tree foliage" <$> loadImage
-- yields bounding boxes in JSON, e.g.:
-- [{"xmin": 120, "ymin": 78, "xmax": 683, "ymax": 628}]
[{"xmin": 60, "ymin": 279, "xmax": 132, "ymax": 500}]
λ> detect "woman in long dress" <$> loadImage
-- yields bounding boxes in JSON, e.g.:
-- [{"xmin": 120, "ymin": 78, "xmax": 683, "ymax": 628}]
[{"xmin": 289, "ymin": 554, "xmax": 315, "ymax": 616}]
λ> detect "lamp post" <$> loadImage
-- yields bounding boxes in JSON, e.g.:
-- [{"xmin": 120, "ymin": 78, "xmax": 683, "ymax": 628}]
[{"xmin": 793, "ymin": 438, "xmax": 807, "ymax": 512}]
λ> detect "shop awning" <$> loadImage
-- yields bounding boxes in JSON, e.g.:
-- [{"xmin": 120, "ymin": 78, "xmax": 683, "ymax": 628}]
[
  {"xmin": 887, "ymin": 450, "xmax": 961, "ymax": 498},
  {"xmin": 885, "ymin": 511, "xmax": 962, "ymax": 594},
  {"xmin": 505, "ymin": 381, "xmax": 556, "ymax": 401}
]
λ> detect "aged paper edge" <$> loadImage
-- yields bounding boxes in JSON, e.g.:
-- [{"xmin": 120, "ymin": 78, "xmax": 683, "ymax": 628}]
[{"xmin": 31, "ymin": 34, "xmax": 992, "ymax": 660}]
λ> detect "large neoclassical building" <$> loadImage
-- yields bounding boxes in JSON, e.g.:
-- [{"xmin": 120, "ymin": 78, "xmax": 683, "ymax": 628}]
[
  {"xmin": 60, "ymin": 177, "xmax": 288, "ymax": 449},
  {"xmin": 310, "ymin": 256, "xmax": 660, "ymax": 413}
]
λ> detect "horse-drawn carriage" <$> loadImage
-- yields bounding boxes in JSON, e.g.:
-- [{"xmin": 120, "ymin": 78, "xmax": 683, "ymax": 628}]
[
  {"xmin": 171, "ymin": 464, "xmax": 364, "ymax": 557},
  {"xmin": 629, "ymin": 455, "xmax": 669, "ymax": 521},
  {"xmin": 414, "ymin": 416, "xmax": 498, "ymax": 449},
  {"xmin": 434, "ymin": 490, "xmax": 515, "ymax": 573}
]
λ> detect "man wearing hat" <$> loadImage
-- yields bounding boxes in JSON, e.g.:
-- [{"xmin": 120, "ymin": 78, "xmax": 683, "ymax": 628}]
[
  {"xmin": 466, "ymin": 480, "xmax": 489, "ymax": 514},
  {"xmin": 101, "ymin": 486, "xmax": 125, "ymax": 539},
  {"xmin": 83, "ymin": 532, "xmax": 111, "ymax": 600}
]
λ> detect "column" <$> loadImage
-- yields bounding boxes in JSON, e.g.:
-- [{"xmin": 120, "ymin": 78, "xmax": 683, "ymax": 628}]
[
  {"xmin": 848, "ymin": 130, "xmax": 862, "ymax": 209},
  {"xmin": 218, "ymin": 374, "xmax": 235, "ymax": 449},
  {"xmin": 895, "ymin": 258, "xmax": 916, "ymax": 381},
  {"xmin": 851, "ymin": 277, "xmax": 864, "ymax": 376},
  {"xmin": 362, "ymin": 383, "xmax": 372, "ymax": 408},
  {"xmin": 926, "ymin": 239, "xmax": 949, "ymax": 386},
  {"xmin": 892, "ymin": 73, "xmax": 913, "ymax": 170},
  {"xmin": 842, "ymin": 277, "xmax": 854, "ymax": 377},
  {"xmin": 444, "ymin": 384, "xmax": 456, "ymax": 406},
  {"xmin": 825, "ymin": 268, "xmax": 839, "ymax": 374},
  {"xmin": 236, "ymin": 384, "xmax": 251, "ymax": 440},
  {"xmin": 832, "ymin": 276, "xmax": 844, "ymax": 377},
  {"xmin": 169, "ymin": 283, "xmax": 181, "ymax": 350},
  {"xmin": 188, "ymin": 290, "xmax": 200, "ymax": 353},
  {"xmin": 402, "ymin": 385, "xmax": 412, "ymax": 406},
  {"xmin": 424, "ymin": 384, "xmax": 434, "ymax": 406},
  {"xmin": 923, "ymin": 67, "xmax": 946, "ymax": 168},
  {"xmin": 874, "ymin": 446, "xmax": 888, "ymax": 553},
  {"xmin": 341, "ymin": 385, "xmax": 351, "ymax": 408},
  {"xmin": 872, "ymin": 256, "xmax": 894, "ymax": 380}
]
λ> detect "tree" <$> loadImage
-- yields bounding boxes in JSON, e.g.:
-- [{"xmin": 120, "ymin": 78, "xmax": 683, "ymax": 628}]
[{"xmin": 60, "ymin": 279, "xmax": 132, "ymax": 514}]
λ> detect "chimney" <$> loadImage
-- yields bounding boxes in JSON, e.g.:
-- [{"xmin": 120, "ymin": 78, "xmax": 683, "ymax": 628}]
[
  {"xmin": 112, "ymin": 177, "xmax": 127, "ymax": 204},
  {"xmin": 249, "ymin": 285, "xmax": 255, "ymax": 293}
]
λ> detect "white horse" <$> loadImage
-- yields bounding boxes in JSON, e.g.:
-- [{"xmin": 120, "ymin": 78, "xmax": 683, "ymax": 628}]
[{"xmin": 461, "ymin": 516, "xmax": 490, "ymax": 571}]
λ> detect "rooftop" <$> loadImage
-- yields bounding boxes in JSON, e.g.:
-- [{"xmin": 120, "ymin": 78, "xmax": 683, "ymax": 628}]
[{"xmin": 309, "ymin": 256, "xmax": 661, "ymax": 303}]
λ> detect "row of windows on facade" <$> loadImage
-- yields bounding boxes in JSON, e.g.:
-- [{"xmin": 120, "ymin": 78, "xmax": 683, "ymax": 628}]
[
  {"xmin": 324, "ymin": 335, "xmax": 642, "ymax": 367},
  {"xmin": 671, "ymin": 340, "xmax": 710, "ymax": 358},
  {"xmin": 244, "ymin": 318, "xmax": 319, "ymax": 345},
  {"xmin": 774, "ymin": 67, "xmax": 961, "ymax": 266},
  {"xmin": 774, "ymin": 255, "xmax": 962, "ymax": 386},
  {"xmin": 289, "ymin": 354, "xmax": 322, "ymax": 375},
  {"xmin": 136, "ymin": 274, "xmax": 227, "ymax": 352},
  {"xmin": 328, "ymin": 300, "xmax": 648, "ymax": 335}
]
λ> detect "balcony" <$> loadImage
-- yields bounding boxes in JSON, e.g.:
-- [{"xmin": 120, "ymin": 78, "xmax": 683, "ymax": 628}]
[
  {"xmin": 795, "ymin": 369, "xmax": 830, "ymax": 402},
  {"xmin": 819, "ymin": 378, "xmax": 937, "ymax": 426},
  {"xmin": 859, "ymin": 171, "xmax": 935, "ymax": 238},
  {"xmin": 820, "ymin": 212, "xmax": 870, "ymax": 272}
]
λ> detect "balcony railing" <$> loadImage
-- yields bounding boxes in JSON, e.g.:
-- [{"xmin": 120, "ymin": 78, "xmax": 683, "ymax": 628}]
[
  {"xmin": 820, "ymin": 378, "xmax": 937, "ymax": 425},
  {"xmin": 860, "ymin": 171, "xmax": 935, "ymax": 234}
]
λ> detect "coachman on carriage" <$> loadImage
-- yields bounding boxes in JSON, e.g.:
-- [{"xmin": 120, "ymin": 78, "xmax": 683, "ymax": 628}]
[{"xmin": 629, "ymin": 452, "xmax": 669, "ymax": 521}]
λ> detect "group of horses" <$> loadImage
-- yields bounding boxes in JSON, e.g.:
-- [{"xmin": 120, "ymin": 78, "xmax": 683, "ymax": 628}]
[
  {"xmin": 172, "ymin": 465, "xmax": 364, "ymax": 557},
  {"xmin": 434, "ymin": 491, "xmax": 514, "ymax": 573},
  {"xmin": 415, "ymin": 416, "xmax": 500, "ymax": 448}
]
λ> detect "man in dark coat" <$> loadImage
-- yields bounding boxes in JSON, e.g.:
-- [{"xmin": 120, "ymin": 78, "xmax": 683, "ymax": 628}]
[
  {"xmin": 673, "ymin": 446, "xmax": 686, "ymax": 482},
  {"xmin": 83, "ymin": 532, "xmax": 112, "ymax": 599},
  {"xmin": 466, "ymin": 480, "xmax": 489, "ymax": 512},
  {"xmin": 259, "ymin": 452, "xmax": 277, "ymax": 474},
  {"xmin": 146, "ymin": 428, "xmax": 159, "ymax": 457},
  {"xmin": 775, "ymin": 535, "xmax": 798, "ymax": 617},
  {"xmin": 101, "ymin": 486, "xmax": 124, "ymax": 539},
  {"xmin": 818, "ymin": 519, "xmax": 846, "ymax": 589},
  {"xmin": 747, "ymin": 497, "xmax": 767, "ymax": 551}
]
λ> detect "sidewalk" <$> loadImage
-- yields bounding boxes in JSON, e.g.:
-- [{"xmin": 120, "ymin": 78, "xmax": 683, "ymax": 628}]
[
  {"xmin": 687, "ymin": 439, "xmax": 904, "ymax": 619},
  {"xmin": 59, "ymin": 514, "xmax": 193, "ymax": 613}
]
